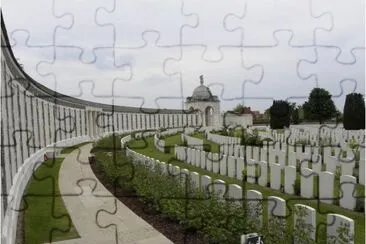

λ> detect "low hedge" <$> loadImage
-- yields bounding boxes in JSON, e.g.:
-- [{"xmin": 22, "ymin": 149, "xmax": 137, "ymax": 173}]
[{"xmin": 93, "ymin": 148, "xmax": 328, "ymax": 244}]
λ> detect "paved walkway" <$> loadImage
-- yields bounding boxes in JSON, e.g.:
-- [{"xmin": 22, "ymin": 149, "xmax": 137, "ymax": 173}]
[{"xmin": 53, "ymin": 143, "xmax": 173, "ymax": 244}]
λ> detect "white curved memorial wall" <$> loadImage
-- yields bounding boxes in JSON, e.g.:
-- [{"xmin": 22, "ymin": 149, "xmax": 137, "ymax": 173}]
[{"xmin": 0, "ymin": 16, "xmax": 198, "ymax": 244}]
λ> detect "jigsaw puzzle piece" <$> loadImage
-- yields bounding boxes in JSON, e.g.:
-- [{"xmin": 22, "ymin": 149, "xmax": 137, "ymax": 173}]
[
  {"xmin": 2, "ymin": 0, "xmax": 72, "ymax": 46},
  {"xmin": 54, "ymin": 0, "xmax": 115, "ymax": 63},
  {"xmin": 164, "ymin": 45, "xmax": 263, "ymax": 110},
  {"xmin": 298, "ymin": 47, "xmax": 364, "ymax": 101},
  {"xmin": 224, "ymin": 0, "xmax": 331, "ymax": 47},
  {"xmin": 50, "ymin": 105, "xmax": 78, "ymax": 149},
  {"xmin": 4, "ymin": 31, "xmax": 57, "ymax": 92},
  {"xmin": 241, "ymin": 32, "xmax": 317, "ymax": 107},
  {"xmin": 37, "ymin": 47, "xmax": 131, "ymax": 102},
  {"xmin": 96, "ymin": 195, "xmax": 174, "ymax": 243},
  {"xmin": 96, "ymin": 0, "xmax": 196, "ymax": 48},
  {"xmin": 113, "ymin": 32, "xmax": 183, "ymax": 112},
  {"xmin": 312, "ymin": 0, "xmax": 365, "ymax": 63},
  {"xmin": 181, "ymin": 0, "xmax": 244, "ymax": 61},
  {"xmin": 58, "ymin": 179, "xmax": 119, "ymax": 244}
]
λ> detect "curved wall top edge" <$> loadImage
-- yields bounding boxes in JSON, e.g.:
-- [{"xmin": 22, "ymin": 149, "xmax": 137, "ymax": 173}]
[{"xmin": 0, "ymin": 11, "xmax": 189, "ymax": 114}]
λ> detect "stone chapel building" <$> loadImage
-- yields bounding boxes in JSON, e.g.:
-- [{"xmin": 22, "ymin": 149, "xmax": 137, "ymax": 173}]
[{"xmin": 185, "ymin": 75, "xmax": 253, "ymax": 128}]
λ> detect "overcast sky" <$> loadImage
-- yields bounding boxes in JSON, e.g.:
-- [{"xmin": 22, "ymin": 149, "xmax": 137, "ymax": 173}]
[{"xmin": 2, "ymin": 0, "xmax": 365, "ymax": 113}]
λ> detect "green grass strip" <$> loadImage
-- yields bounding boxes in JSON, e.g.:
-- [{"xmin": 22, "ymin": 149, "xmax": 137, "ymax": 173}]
[
  {"xmin": 24, "ymin": 158, "xmax": 79, "ymax": 243},
  {"xmin": 189, "ymin": 132, "xmax": 220, "ymax": 154}
]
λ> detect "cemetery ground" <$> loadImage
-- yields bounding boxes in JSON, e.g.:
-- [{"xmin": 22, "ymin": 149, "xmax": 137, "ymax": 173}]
[
  {"xmin": 186, "ymin": 132, "xmax": 220, "ymax": 154},
  {"xmin": 22, "ymin": 157, "xmax": 79, "ymax": 243},
  {"xmin": 171, "ymin": 131, "xmax": 364, "ymax": 208},
  {"xmin": 89, "ymin": 148, "xmax": 207, "ymax": 244},
  {"xmin": 125, "ymin": 133, "xmax": 365, "ymax": 243}
]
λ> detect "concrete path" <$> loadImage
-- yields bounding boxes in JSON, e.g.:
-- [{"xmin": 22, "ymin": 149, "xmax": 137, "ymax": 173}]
[{"xmin": 53, "ymin": 143, "xmax": 173, "ymax": 244}]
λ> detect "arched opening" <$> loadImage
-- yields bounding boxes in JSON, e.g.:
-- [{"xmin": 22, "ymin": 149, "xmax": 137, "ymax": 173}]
[{"xmin": 205, "ymin": 106, "xmax": 214, "ymax": 126}]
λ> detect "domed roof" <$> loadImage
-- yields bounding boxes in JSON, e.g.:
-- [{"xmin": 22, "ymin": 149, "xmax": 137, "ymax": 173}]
[{"xmin": 186, "ymin": 75, "xmax": 219, "ymax": 102}]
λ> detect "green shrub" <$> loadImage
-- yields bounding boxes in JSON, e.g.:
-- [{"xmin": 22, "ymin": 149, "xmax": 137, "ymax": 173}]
[
  {"xmin": 95, "ymin": 140, "xmax": 352, "ymax": 244},
  {"xmin": 343, "ymin": 93, "xmax": 365, "ymax": 130},
  {"xmin": 269, "ymin": 100, "xmax": 291, "ymax": 129}
]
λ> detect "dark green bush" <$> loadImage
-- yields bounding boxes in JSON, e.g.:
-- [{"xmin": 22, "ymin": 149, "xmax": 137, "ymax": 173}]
[
  {"xmin": 343, "ymin": 93, "xmax": 365, "ymax": 130},
  {"xmin": 269, "ymin": 100, "xmax": 291, "ymax": 129}
]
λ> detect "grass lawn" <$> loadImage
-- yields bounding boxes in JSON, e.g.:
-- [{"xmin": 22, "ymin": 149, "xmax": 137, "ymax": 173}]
[
  {"xmin": 24, "ymin": 158, "xmax": 79, "ymax": 244},
  {"xmin": 164, "ymin": 133, "xmax": 182, "ymax": 147},
  {"xmin": 127, "ymin": 136, "xmax": 365, "ymax": 244},
  {"xmin": 189, "ymin": 132, "xmax": 220, "ymax": 154}
]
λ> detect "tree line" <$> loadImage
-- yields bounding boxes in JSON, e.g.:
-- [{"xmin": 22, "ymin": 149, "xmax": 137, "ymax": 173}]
[{"xmin": 232, "ymin": 88, "xmax": 365, "ymax": 130}]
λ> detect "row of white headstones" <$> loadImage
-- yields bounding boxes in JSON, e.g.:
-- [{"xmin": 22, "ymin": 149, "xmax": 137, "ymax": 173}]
[
  {"xmin": 176, "ymin": 129, "xmax": 364, "ymax": 208},
  {"xmin": 125, "ymin": 144, "xmax": 356, "ymax": 243},
  {"xmin": 202, "ymin": 127, "xmax": 364, "ymax": 185},
  {"xmin": 175, "ymin": 144, "xmax": 362, "ymax": 211}
]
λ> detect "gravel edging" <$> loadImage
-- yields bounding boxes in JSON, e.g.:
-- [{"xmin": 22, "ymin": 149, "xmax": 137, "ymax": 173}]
[{"xmin": 90, "ymin": 158, "xmax": 208, "ymax": 244}]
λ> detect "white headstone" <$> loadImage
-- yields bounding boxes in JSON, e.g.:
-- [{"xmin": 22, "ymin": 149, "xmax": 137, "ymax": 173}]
[
  {"xmin": 239, "ymin": 146, "xmax": 245, "ymax": 158},
  {"xmin": 294, "ymin": 204, "xmax": 316, "ymax": 241},
  {"xmin": 311, "ymin": 154, "xmax": 322, "ymax": 174},
  {"xmin": 247, "ymin": 159, "xmax": 257, "ymax": 184},
  {"xmin": 234, "ymin": 145, "xmax": 240, "ymax": 158},
  {"xmin": 253, "ymin": 147, "xmax": 259, "ymax": 161},
  {"xmin": 246, "ymin": 146, "xmax": 252, "ymax": 161},
  {"xmin": 246, "ymin": 190, "xmax": 263, "ymax": 227},
  {"xmin": 200, "ymin": 150, "xmax": 206, "ymax": 170},
  {"xmin": 318, "ymin": 171, "xmax": 334, "ymax": 204},
  {"xmin": 269, "ymin": 151, "xmax": 276, "ymax": 164},
  {"xmin": 206, "ymin": 152, "xmax": 213, "ymax": 172},
  {"xmin": 228, "ymin": 184, "xmax": 242, "ymax": 204},
  {"xmin": 340, "ymin": 175, "xmax": 357, "ymax": 210},
  {"xmin": 288, "ymin": 152, "xmax": 296, "ymax": 167},
  {"xmin": 180, "ymin": 168, "xmax": 190, "ymax": 187},
  {"xmin": 191, "ymin": 149, "xmax": 196, "ymax": 165},
  {"xmin": 213, "ymin": 179, "xmax": 227, "ymax": 200},
  {"xmin": 268, "ymin": 196, "xmax": 286, "ymax": 218},
  {"xmin": 284, "ymin": 166, "xmax": 296, "ymax": 195},
  {"xmin": 236, "ymin": 157, "xmax": 245, "ymax": 180},
  {"xmin": 187, "ymin": 147, "xmax": 192, "ymax": 164},
  {"xmin": 173, "ymin": 165, "xmax": 181, "ymax": 178},
  {"xmin": 189, "ymin": 171, "xmax": 200, "ymax": 189},
  {"xmin": 258, "ymin": 161, "xmax": 268, "ymax": 187},
  {"xmin": 278, "ymin": 151, "xmax": 286, "ymax": 169},
  {"xmin": 201, "ymin": 175, "xmax": 212, "ymax": 194},
  {"xmin": 301, "ymin": 168, "xmax": 314, "ymax": 198},
  {"xmin": 220, "ymin": 155, "xmax": 227, "ymax": 176},
  {"xmin": 227, "ymin": 156, "xmax": 236, "ymax": 178},
  {"xmin": 324, "ymin": 156, "xmax": 337, "ymax": 173},
  {"xmin": 327, "ymin": 214, "xmax": 354, "ymax": 244},
  {"xmin": 260, "ymin": 148, "xmax": 267, "ymax": 162},
  {"xmin": 270, "ymin": 163, "xmax": 281, "ymax": 190},
  {"xmin": 228, "ymin": 144, "xmax": 234, "ymax": 156},
  {"xmin": 159, "ymin": 162, "xmax": 167, "ymax": 175},
  {"xmin": 340, "ymin": 160, "xmax": 355, "ymax": 176}
]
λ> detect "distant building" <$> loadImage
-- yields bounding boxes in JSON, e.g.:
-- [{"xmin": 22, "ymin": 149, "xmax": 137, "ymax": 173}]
[{"xmin": 186, "ymin": 76, "xmax": 252, "ymax": 128}]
